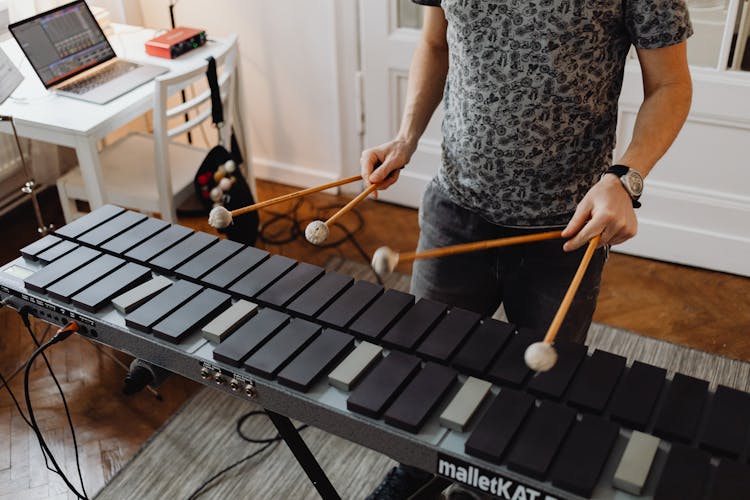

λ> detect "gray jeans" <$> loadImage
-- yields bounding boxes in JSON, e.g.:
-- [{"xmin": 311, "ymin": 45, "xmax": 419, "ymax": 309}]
[{"xmin": 410, "ymin": 180, "xmax": 607, "ymax": 344}]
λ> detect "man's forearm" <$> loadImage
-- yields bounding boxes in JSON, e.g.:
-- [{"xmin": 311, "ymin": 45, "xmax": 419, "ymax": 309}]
[
  {"xmin": 616, "ymin": 81, "xmax": 692, "ymax": 178},
  {"xmin": 397, "ymin": 39, "xmax": 449, "ymax": 149},
  {"xmin": 614, "ymin": 42, "xmax": 692, "ymax": 178}
]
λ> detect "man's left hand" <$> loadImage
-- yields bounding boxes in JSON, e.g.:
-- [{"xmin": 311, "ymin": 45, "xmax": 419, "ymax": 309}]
[{"xmin": 561, "ymin": 175, "xmax": 638, "ymax": 251}]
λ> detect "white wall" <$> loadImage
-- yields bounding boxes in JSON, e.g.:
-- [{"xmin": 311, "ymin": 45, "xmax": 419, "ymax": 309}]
[
  {"xmin": 615, "ymin": 64, "xmax": 750, "ymax": 277},
  {"xmin": 138, "ymin": 0, "xmax": 360, "ymax": 188}
]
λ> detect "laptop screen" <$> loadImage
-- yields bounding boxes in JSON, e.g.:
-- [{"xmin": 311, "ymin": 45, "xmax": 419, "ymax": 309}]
[{"xmin": 9, "ymin": 1, "xmax": 115, "ymax": 88}]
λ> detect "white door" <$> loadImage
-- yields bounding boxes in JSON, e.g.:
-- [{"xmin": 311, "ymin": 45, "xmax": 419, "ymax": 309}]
[{"xmin": 359, "ymin": 0, "xmax": 442, "ymax": 207}]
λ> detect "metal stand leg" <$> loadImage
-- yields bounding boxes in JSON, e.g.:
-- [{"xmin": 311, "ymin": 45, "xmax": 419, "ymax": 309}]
[
  {"xmin": 1, "ymin": 115, "xmax": 53, "ymax": 234},
  {"xmin": 265, "ymin": 410, "xmax": 341, "ymax": 500}
]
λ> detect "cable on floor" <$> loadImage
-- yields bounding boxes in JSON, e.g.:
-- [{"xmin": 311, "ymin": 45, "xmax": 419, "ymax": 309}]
[{"xmin": 185, "ymin": 410, "xmax": 308, "ymax": 500}]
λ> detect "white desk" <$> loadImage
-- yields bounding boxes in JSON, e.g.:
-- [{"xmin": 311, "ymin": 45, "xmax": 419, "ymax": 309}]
[{"xmin": 0, "ymin": 24, "xmax": 234, "ymax": 210}]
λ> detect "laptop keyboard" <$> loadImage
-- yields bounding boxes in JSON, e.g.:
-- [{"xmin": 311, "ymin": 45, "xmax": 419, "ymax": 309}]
[{"xmin": 59, "ymin": 60, "xmax": 140, "ymax": 95}]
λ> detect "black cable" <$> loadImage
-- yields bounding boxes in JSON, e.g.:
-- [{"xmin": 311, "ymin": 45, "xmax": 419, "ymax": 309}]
[
  {"xmin": 186, "ymin": 441, "xmax": 277, "ymax": 500},
  {"xmin": 0, "ymin": 370, "xmax": 33, "ymax": 428},
  {"xmin": 21, "ymin": 312, "xmax": 87, "ymax": 493},
  {"xmin": 185, "ymin": 410, "xmax": 308, "ymax": 500},
  {"xmin": 255, "ymin": 197, "xmax": 384, "ymax": 285},
  {"xmin": 256, "ymin": 198, "xmax": 305, "ymax": 246},
  {"xmin": 236, "ymin": 410, "xmax": 308, "ymax": 444},
  {"xmin": 21, "ymin": 318, "xmax": 89, "ymax": 500},
  {"xmin": 0, "ymin": 323, "xmax": 52, "ymax": 396}
]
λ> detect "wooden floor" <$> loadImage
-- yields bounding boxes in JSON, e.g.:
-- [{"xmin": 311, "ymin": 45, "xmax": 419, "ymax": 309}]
[{"xmin": 1, "ymin": 180, "xmax": 749, "ymax": 499}]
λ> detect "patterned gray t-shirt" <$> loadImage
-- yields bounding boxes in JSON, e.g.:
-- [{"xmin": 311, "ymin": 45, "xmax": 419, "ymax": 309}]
[{"xmin": 413, "ymin": 0, "xmax": 692, "ymax": 226}]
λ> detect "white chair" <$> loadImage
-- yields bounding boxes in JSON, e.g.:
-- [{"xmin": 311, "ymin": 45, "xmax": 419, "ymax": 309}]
[{"xmin": 57, "ymin": 34, "xmax": 244, "ymax": 223}]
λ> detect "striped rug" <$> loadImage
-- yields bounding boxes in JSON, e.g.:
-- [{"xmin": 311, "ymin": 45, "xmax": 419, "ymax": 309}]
[{"xmin": 95, "ymin": 258, "xmax": 750, "ymax": 500}]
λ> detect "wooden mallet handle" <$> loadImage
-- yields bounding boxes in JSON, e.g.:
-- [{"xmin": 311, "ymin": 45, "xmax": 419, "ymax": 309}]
[
  {"xmin": 397, "ymin": 230, "xmax": 564, "ymax": 263},
  {"xmin": 325, "ymin": 183, "xmax": 379, "ymax": 227},
  {"xmin": 543, "ymin": 234, "xmax": 602, "ymax": 344},
  {"xmin": 229, "ymin": 175, "xmax": 363, "ymax": 217}
]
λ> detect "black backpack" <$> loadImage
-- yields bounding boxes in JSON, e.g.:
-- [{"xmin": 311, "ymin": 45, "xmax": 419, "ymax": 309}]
[{"xmin": 192, "ymin": 56, "xmax": 259, "ymax": 245}]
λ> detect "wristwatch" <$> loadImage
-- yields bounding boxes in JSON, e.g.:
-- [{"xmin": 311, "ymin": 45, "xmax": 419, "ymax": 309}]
[{"xmin": 604, "ymin": 164, "xmax": 643, "ymax": 208}]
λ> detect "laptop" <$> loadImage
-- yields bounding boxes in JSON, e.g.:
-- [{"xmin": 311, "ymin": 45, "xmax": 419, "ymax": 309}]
[{"xmin": 8, "ymin": 0, "xmax": 167, "ymax": 104}]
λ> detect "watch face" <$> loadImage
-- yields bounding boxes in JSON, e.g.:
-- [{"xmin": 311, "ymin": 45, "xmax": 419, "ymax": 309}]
[{"xmin": 625, "ymin": 171, "xmax": 643, "ymax": 196}]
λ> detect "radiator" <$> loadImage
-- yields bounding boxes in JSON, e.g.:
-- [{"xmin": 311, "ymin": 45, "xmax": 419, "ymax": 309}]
[
  {"xmin": 0, "ymin": 133, "xmax": 29, "ymax": 213},
  {"xmin": 0, "ymin": 133, "xmax": 25, "ymax": 180}
]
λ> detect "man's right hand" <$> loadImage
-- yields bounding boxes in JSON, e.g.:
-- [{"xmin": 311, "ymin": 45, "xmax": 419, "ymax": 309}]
[{"xmin": 360, "ymin": 138, "xmax": 417, "ymax": 198}]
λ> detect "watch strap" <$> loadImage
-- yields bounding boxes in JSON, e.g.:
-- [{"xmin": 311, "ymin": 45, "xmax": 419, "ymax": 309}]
[
  {"xmin": 605, "ymin": 164, "xmax": 629, "ymax": 177},
  {"xmin": 604, "ymin": 164, "xmax": 642, "ymax": 208}
]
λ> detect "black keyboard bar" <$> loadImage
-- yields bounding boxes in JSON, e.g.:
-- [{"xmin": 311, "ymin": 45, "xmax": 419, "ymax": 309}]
[
  {"xmin": 102, "ymin": 218, "xmax": 170, "ymax": 255},
  {"xmin": 566, "ymin": 349, "xmax": 626, "ymax": 414},
  {"xmin": 77, "ymin": 211, "xmax": 147, "ymax": 247},
  {"xmin": 256, "ymin": 262, "xmax": 325, "ymax": 308},
  {"xmin": 526, "ymin": 341, "xmax": 586, "ymax": 400},
  {"xmin": 152, "ymin": 288, "xmax": 232, "ymax": 343},
  {"xmin": 55, "ymin": 204, "xmax": 125, "ymax": 239},
  {"xmin": 202, "ymin": 246, "xmax": 269, "ymax": 289},
  {"xmin": 709, "ymin": 459, "xmax": 750, "ymax": 500},
  {"xmin": 699, "ymin": 385, "xmax": 750, "ymax": 457},
  {"xmin": 212, "ymin": 309, "xmax": 290, "ymax": 366},
  {"xmin": 416, "ymin": 308, "xmax": 481, "ymax": 363},
  {"xmin": 317, "ymin": 280, "xmax": 383, "ymax": 329},
  {"xmin": 287, "ymin": 272, "xmax": 353, "ymax": 319},
  {"xmin": 609, "ymin": 360, "xmax": 666, "ymax": 430},
  {"xmin": 653, "ymin": 444, "xmax": 711, "ymax": 500},
  {"xmin": 381, "ymin": 298, "xmax": 447, "ymax": 351},
  {"xmin": 20, "ymin": 234, "xmax": 62, "ymax": 260},
  {"xmin": 452, "ymin": 319, "xmax": 514, "ymax": 377},
  {"xmin": 125, "ymin": 225, "xmax": 193, "ymax": 263},
  {"xmin": 383, "ymin": 362, "xmax": 457, "ymax": 433},
  {"xmin": 71, "ymin": 262, "xmax": 151, "ymax": 312},
  {"xmin": 24, "ymin": 246, "xmax": 101, "ymax": 293},
  {"xmin": 549, "ymin": 415, "xmax": 620, "ymax": 497},
  {"xmin": 653, "ymin": 373, "xmax": 708, "ymax": 443},
  {"xmin": 36, "ymin": 239, "xmax": 78, "ymax": 264},
  {"xmin": 505, "ymin": 401, "xmax": 576, "ymax": 480},
  {"xmin": 150, "ymin": 232, "xmax": 217, "ymax": 272},
  {"xmin": 124, "ymin": 280, "xmax": 202, "ymax": 332},
  {"xmin": 464, "ymin": 388, "xmax": 534, "ymax": 464},
  {"xmin": 175, "ymin": 239, "xmax": 244, "ymax": 280},
  {"xmin": 229, "ymin": 255, "xmax": 297, "ymax": 299},
  {"xmin": 486, "ymin": 327, "xmax": 544, "ymax": 388},
  {"xmin": 46, "ymin": 254, "xmax": 125, "ymax": 302},
  {"xmin": 244, "ymin": 319, "xmax": 321, "ymax": 378},
  {"xmin": 349, "ymin": 289, "xmax": 414, "ymax": 340},
  {"xmin": 347, "ymin": 351, "xmax": 420, "ymax": 418},
  {"xmin": 277, "ymin": 329, "xmax": 354, "ymax": 392}
]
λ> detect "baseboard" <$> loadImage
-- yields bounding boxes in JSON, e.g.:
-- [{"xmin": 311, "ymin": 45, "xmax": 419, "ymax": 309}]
[
  {"xmin": 373, "ymin": 170, "xmax": 431, "ymax": 208},
  {"xmin": 615, "ymin": 179, "xmax": 750, "ymax": 277},
  {"xmin": 251, "ymin": 158, "xmax": 340, "ymax": 190},
  {"xmin": 617, "ymin": 219, "xmax": 750, "ymax": 277}
]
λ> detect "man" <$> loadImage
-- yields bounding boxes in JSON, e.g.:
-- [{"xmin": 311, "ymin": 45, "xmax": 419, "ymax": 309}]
[{"xmin": 361, "ymin": 0, "xmax": 692, "ymax": 498}]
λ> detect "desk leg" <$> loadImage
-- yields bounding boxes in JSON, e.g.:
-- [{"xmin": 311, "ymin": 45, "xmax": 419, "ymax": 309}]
[{"xmin": 74, "ymin": 135, "xmax": 107, "ymax": 212}]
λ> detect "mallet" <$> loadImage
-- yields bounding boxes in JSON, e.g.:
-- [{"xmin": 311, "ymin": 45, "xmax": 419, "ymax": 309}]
[
  {"xmin": 371, "ymin": 230, "xmax": 565, "ymax": 277},
  {"xmin": 305, "ymin": 183, "xmax": 379, "ymax": 245},
  {"xmin": 208, "ymin": 175, "xmax": 363, "ymax": 229},
  {"xmin": 524, "ymin": 234, "xmax": 602, "ymax": 372}
]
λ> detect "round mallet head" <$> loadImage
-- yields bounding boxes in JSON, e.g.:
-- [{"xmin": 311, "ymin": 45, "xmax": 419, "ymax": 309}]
[
  {"xmin": 224, "ymin": 159, "xmax": 236, "ymax": 174},
  {"xmin": 371, "ymin": 246, "xmax": 399, "ymax": 277},
  {"xmin": 219, "ymin": 177, "xmax": 233, "ymax": 191},
  {"xmin": 208, "ymin": 205, "xmax": 233, "ymax": 229},
  {"xmin": 305, "ymin": 220, "xmax": 329, "ymax": 245},
  {"xmin": 524, "ymin": 342, "xmax": 558, "ymax": 372},
  {"xmin": 210, "ymin": 187, "xmax": 223, "ymax": 202}
]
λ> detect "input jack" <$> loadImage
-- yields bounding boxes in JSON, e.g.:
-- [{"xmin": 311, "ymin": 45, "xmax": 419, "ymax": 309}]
[{"xmin": 245, "ymin": 383, "xmax": 257, "ymax": 399}]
